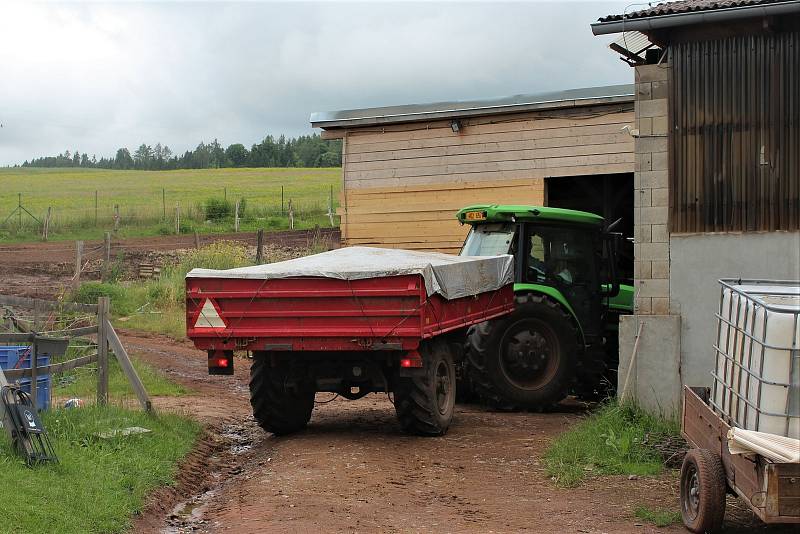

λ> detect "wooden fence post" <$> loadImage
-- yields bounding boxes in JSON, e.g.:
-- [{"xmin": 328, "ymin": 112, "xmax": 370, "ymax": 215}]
[
  {"xmin": 97, "ymin": 297, "xmax": 109, "ymax": 406},
  {"xmin": 73, "ymin": 240, "xmax": 83, "ymax": 288},
  {"xmin": 175, "ymin": 202, "xmax": 181, "ymax": 234},
  {"xmin": 194, "ymin": 231, "xmax": 200, "ymax": 249},
  {"xmin": 106, "ymin": 323, "xmax": 152, "ymax": 412},
  {"xmin": 113, "ymin": 204, "xmax": 120, "ymax": 232},
  {"xmin": 327, "ymin": 186, "xmax": 335, "ymax": 227},
  {"xmin": 288, "ymin": 199, "xmax": 294, "ymax": 230},
  {"xmin": 104, "ymin": 232, "xmax": 111, "ymax": 264},
  {"xmin": 30, "ymin": 338, "xmax": 38, "ymax": 409},
  {"xmin": 234, "ymin": 200, "xmax": 240, "ymax": 232},
  {"xmin": 256, "ymin": 229, "xmax": 264, "ymax": 264},
  {"xmin": 42, "ymin": 207, "xmax": 52, "ymax": 241}
]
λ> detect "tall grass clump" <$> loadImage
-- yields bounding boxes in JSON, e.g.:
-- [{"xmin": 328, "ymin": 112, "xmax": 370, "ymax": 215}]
[
  {"xmin": 203, "ymin": 197, "xmax": 233, "ymax": 222},
  {"xmin": 70, "ymin": 242, "xmax": 254, "ymax": 338},
  {"xmin": 544, "ymin": 401, "xmax": 680, "ymax": 487}
]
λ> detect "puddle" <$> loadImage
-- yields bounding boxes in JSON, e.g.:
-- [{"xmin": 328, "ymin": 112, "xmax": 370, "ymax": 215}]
[
  {"xmin": 163, "ymin": 488, "xmax": 217, "ymax": 533},
  {"xmin": 221, "ymin": 423, "xmax": 255, "ymax": 455}
]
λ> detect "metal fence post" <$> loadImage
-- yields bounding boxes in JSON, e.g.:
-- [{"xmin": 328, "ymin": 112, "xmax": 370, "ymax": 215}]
[{"xmin": 97, "ymin": 297, "xmax": 109, "ymax": 406}]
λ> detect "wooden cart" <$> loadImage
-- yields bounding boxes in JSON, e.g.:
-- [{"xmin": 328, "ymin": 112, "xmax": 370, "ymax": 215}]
[{"xmin": 680, "ymin": 385, "xmax": 800, "ymax": 532}]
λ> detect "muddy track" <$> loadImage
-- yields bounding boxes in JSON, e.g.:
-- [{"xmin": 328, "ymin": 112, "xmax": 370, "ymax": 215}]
[{"xmin": 118, "ymin": 329, "xmax": 785, "ymax": 534}]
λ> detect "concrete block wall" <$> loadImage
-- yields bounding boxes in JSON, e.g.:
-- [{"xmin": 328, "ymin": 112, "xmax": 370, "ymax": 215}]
[{"xmin": 633, "ymin": 63, "xmax": 670, "ymax": 315}]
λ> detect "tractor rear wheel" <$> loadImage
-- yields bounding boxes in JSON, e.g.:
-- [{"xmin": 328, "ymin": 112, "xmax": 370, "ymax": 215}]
[
  {"xmin": 466, "ymin": 294, "xmax": 578, "ymax": 409},
  {"xmin": 395, "ymin": 340, "xmax": 455, "ymax": 436},
  {"xmin": 250, "ymin": 354, "xmax": 315, "ymax": 436}
]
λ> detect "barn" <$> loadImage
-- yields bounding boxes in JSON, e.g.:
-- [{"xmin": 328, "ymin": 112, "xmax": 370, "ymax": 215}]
[
  {"xmin": 592, "ymin": 0, "xmax": 800, "ymax": 414},
  {"xmin": 311, "ymin": 85, "xmax": 636, "ymax": 259}
]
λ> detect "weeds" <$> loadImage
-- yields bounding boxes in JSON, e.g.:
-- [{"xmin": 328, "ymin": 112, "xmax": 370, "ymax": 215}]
[
  {"xmin": 544, "ymin": 401, "xmax": 680, "ymax": 487},
  {"xmin": 634, "ymin": 506, "xmax": 681, "ymax": 527}
]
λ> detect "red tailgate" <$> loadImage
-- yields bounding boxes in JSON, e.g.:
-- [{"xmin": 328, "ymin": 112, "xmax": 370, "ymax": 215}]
[{"xmin": 186, "ymin": 274, "xmax": 513, "ymax": 352}]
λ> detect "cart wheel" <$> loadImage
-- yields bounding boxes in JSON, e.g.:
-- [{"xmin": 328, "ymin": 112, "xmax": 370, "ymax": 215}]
[
  {"xmin": 395, "ymin": 340, "xmax": 455, "ymax": 436},
  {"xmin": 680, "ymin": 448, "xmax": 726, "ymax": 533}
]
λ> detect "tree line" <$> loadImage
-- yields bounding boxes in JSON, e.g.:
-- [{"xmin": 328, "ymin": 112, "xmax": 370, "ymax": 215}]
[{"xmin": 21, "ymin": 134, "xmax": 342, "ymax": 170}]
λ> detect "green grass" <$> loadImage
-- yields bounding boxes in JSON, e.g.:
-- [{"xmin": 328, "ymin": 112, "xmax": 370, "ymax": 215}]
[
  {"xmin": 0, "ymin": 405, "xmax": 200, "ymax": 533},
  {"xmin": 54, "ymin": 356, "xmax": 187, "ymax": 403},
  {"xmin": 544, "ymin": 401, "xmax": 680, "ymax": 487},
  {"xmin": 0, "ymin": 167, "xmax": 340, "ymax": 242},
  {"xmin": 634, "ymin": 505, "xmax": 682, "ymax": 527}
]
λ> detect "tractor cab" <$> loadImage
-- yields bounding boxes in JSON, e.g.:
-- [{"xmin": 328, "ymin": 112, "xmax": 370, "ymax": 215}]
[
  {"xmin": 455, "ymin": 204, "xmax": 633, "ymax": 406},
  {"xmin": 457, "ymin": 205, "xmax": 623, "ymax": 345}
]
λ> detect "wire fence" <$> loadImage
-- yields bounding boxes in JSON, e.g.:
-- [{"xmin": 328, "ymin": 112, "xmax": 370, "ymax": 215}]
[
  {"xmin": 1, "ymin": 184, "xmax": 341, "ymax": 239},
  {"xmin": 0, "ymin": 295, "xmax": 151, "ymax": 412}
]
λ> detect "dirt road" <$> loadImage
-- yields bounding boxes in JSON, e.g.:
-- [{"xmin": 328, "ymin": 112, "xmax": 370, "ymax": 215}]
[
  {"xmin": 122, "ymin": 331, "xmax": 699, "ymax": 534},
  {"xmin": 1, "ymin": 229, "xmax": 781, "ymax": 533},
  {"xmin": 0, "ymin": 228, "xmax": 340, "ymax": 266}
]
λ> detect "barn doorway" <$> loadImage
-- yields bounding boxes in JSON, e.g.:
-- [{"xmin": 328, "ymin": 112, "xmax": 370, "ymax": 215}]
[{"xmin": 545, "ymin": 173, "xmax": 634, "ymax": 283}]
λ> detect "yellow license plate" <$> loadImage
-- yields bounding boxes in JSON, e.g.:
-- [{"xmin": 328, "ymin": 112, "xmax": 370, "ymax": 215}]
[{"xmin": 465, "ymin": 211, "xmax": 486, "ymax": 221}]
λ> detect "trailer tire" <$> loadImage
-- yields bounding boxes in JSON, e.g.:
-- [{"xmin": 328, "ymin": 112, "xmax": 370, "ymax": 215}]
[
  {"xmin": 680, "ymin": 448, "xmax": 726, "ymax": 533},
  {"xmin": 466, "ymin": 294, "xmax": 578, "ymax": 409},
  {"xmin": 395, "ymin": 341, "xmax": 455, "ymax": 436},
  {"xmin": 249, "ymin": 355, "xmax": 315, "ymax": 436}
]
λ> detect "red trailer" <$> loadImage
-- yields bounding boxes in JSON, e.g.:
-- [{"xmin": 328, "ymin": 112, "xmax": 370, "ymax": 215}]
[{"xmin": 186, "ymin": 247, "xmax": 514, "ymax": 436}]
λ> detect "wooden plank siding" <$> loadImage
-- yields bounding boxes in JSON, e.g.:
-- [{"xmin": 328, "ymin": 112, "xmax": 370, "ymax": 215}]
[{"xmin": 337, "ymin": 105, "xmax": 635, "ymax": 253}]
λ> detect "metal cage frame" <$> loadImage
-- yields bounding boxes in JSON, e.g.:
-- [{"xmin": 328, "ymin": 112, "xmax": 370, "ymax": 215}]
[{"xmin": 710, "ymin": 278, "xmax": 800, "ymax": 438}]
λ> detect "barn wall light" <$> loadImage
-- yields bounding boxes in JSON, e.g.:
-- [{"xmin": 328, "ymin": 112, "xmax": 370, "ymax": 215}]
[{"xmin": 450, "ymin": 119, "xmax": 462, "ymax": 133}]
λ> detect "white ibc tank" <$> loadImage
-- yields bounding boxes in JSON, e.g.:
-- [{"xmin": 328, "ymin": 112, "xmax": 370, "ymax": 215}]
[{"xmin": 712, "ymin": 281, "xmax": 800, "ymax": 438}]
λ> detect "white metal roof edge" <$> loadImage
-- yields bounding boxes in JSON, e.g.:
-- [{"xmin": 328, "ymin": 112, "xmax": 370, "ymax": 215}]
[{"xmin": 310, "ymin": 85, "xmax": 635, "ymax": 129}]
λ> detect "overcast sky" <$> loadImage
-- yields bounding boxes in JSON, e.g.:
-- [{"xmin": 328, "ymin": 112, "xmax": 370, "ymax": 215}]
[{"xmin": 0, "ymin": 0, "xmax": 633, "ymax": 166}]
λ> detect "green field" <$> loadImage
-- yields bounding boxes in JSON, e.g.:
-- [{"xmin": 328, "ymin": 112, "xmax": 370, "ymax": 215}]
[{"xmin": 0, "ymin": 167, "xmax": 341, "ymax": 242}]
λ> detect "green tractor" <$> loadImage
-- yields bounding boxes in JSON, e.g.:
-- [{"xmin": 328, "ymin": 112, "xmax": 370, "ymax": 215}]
[{"xmin": 456, "ymin": 204, "xmax": 634, "ymax": 408}]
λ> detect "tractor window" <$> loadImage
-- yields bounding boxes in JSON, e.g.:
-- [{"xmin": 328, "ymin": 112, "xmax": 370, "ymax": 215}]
[
  {"xmin": 525, "ymin": 226, "xmax": 596, "ymax": 287},
  {"xmin": 460, "ymin": 223, "xmax": 516, "ymax": 257}
]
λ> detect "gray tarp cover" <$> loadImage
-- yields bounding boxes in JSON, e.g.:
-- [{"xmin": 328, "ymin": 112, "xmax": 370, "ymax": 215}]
[{"xmin": 186, "ymin": 246, "xmax": 514, "ymax": 300}]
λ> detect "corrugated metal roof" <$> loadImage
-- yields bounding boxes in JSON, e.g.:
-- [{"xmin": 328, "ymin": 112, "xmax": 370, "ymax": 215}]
[
  {"xmin": 611, "ymin": 32, "xmax": 653, "ymax": 55},
  {"xmin": 599, "ymin": 0, "xmax": 791, "ymax": 22},
  {"xmin": 310, "ymin": 84, "xmax": 635, "ymax": 129}
]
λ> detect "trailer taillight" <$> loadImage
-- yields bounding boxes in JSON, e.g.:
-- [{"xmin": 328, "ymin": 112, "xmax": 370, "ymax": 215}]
[
  {"xmin": 208, "ymin": 350, "xmax": 234, "ymax": 375},
  {"xmin": 400, "ymin": 350, "xmax": 423, "ymax": 368}
]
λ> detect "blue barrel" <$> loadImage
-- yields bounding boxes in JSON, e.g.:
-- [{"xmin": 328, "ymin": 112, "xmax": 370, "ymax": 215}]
[{"xmin": 0, "ymin": 345, "xmax": 51, "ymax": 410}]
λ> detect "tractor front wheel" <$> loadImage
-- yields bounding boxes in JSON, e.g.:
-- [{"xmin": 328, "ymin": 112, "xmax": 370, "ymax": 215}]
[{"xmin": 466, "ymin": 294, "xmax": 578, "ymax": 409}]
